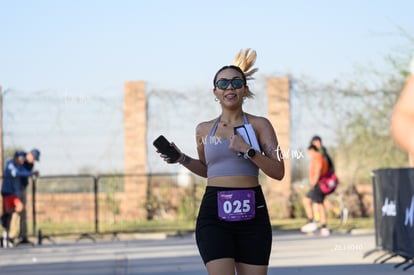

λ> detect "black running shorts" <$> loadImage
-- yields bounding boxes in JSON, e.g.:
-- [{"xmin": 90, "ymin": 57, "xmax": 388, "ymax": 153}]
[
  {"xmin": 195, "ymin": 185, "xmax": 272, "ymax": 265},
  {"xmin": 306, "ymin": 184, "xmax": 326, "ymax": 203}
]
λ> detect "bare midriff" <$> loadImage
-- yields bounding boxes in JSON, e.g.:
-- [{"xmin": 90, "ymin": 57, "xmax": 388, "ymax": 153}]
[{"xmin": 207, "ymin": 175, "xmax": 259, "ymax": 188}]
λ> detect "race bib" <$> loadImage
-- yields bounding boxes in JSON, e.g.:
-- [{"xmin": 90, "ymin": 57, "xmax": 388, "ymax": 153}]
[{"xmin": 217, "ymin": 190, "xmax": 255, "ymax": 221}]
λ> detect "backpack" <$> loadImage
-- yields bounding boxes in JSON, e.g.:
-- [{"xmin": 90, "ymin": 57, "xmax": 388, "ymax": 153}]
[
  {"xmin": 321, "ymin": 147, "xmax": 335, "ymax": 172},
  {"xmin": 318, "ymin": 170, "xmax": 339, "ymax": 195}
]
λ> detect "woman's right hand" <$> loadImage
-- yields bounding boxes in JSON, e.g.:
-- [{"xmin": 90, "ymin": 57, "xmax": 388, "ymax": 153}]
[{"xmin": 157, "ymin": 142, "xmax": 184, "ymax": 164}]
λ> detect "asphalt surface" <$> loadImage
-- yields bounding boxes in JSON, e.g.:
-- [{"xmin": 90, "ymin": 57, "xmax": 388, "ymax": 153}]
[{"xmin": 0, "ymin": 230, "xmax": 410, "ymax": 274}]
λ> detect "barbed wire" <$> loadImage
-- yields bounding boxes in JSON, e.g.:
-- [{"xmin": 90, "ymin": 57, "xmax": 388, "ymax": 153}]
[{"xmin": 2, "ymin": 78, "xmax": 339, "ymax": 175}]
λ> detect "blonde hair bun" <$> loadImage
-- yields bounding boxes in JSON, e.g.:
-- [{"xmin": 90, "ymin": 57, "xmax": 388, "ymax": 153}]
[{"xmin": 233, "ymin": 48, "xmax": 259, "ymax": 79}]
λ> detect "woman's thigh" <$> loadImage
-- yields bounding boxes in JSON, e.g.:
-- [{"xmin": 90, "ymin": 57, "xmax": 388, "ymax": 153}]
[
  {"xmin": 206, "ymin": 258, "xmax": 236, "ymax": 275},
  {"xmin": 236, "ymin": 262, "xmax": 268, "ymax": 275}
]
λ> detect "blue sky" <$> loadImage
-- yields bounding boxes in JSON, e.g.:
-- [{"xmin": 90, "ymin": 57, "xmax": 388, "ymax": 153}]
[
  {"xmin": 2, "ymin": 0, "xmax": 412, "ymax": 92},
  {"xmin": 1, "ymin": 0, "xmax": 413, "ymax": 175}
]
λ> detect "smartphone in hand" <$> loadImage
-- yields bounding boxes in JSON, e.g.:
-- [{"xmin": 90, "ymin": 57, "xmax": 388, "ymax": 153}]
[{"xmin": 153, "ymin": 135, "xmax": 181, "ymax": 162}]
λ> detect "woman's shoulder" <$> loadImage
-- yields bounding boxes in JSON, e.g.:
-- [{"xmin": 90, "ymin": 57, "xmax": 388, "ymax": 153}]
[
  {"xmin": 196, "ymin": 118, "xmax": 217, "ymax": 135},
  {"xmin": 246, "ymin": 113, "xmax": 272, "ymax": 127}
]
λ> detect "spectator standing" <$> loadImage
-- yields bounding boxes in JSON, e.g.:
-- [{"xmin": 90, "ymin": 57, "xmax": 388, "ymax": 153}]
[
  {"xmin": 301, "ymin": 144, "xmax": 330, "ymax": 236},
  {"xmin": 1, "ymin": 152, "xmax": 37, "ymax": 243},
  {"xmin": 14, "ymin": 149, "xmax": 40, "ymax": 243},
  {"xmin": 310, "ymin": 135, "xmax": 334, "ymax": 172},
  {"xmin": 309, "ymin": 136, "xmax": 346, "ymax": 221}
]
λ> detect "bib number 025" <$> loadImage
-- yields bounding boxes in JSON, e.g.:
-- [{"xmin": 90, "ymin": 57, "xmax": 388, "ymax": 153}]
[
  {"xmin": 222, "ymin": 199, "xmax": 251, "ymax": 214},
  {"xmin": 217, "ymin": 190, "xmax": 255, "ymax": 221}
]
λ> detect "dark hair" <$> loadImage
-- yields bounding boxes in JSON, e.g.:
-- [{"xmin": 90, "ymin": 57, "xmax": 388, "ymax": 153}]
[
  {"xmin": 213, "ymin": 65, "xmax": 255, "ymax": 98},
  {"xmin": 311, "ymin": 135, "xmax": 322, "ymax": 142},
  {"xmin": 14, "ymin": 151, "xmax": 21, "ymax": 159},
  {"xmin": 307, "ymin": 144, "xmax": 318, "ymax": 151},
  {"xmin": 213, "ymin": 65, "xmax": 246, "ymax": 86}
]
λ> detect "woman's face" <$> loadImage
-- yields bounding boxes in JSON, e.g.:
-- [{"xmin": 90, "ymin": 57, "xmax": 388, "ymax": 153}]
[
  {"xmin": 213, "ymin": 68, "xmax": 248, "ymax": 108},
  {"xmin": 311, "ymin": 140, "xmax": 321, "ymax": 149}
]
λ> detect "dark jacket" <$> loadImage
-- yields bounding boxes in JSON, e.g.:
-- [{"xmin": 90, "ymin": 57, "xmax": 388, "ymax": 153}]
[
  {"xmin": 1, "ymin": 158, "xmax": 33, "ymax": 197},
  {"xmin": 15, "ymin": 150, "xmax": 34, "ymax": 188}
]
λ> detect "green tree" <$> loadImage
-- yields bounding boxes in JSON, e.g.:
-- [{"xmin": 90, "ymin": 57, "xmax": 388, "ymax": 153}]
[{"xmin": 296, "ymin": 49, "xmax": 411, "ymax": 184}]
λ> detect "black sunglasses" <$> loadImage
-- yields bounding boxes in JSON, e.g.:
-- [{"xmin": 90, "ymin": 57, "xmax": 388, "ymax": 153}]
[{"xmin": 215, "ymin": 78, "xmax": 244, "ymax": 90}]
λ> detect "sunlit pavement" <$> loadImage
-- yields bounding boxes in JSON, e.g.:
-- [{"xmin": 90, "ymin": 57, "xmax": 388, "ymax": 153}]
[{"xmin": 0, "ymin": 230, "xmax": 407, "ymax": 274}]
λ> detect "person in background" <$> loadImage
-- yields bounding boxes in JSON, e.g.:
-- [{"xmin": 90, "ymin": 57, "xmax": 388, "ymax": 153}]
[
  {"xmin": 15, "ymin": 149, "xmax": 40, "ymax": 243},
  {"xmin": 391, "ymin": 55, "xmax": 414, "ymax": 166},
  {"xmin": 157, "ymin": 49, "xmax": 284, "ymax": 275},
  {"xmin": 310, "ymin": 135, "xmax": 334, "ymax": 172},
  {"xmin": 1, "ymin": 152, "xmax": 38, "ymax": 243},
  {"xmin": 309, "ymin": 136, "xmax": 346, "ymax": 222},
  {"xmin": 301, "ymin": 144, "xmax": 330, "ymax": 236}
]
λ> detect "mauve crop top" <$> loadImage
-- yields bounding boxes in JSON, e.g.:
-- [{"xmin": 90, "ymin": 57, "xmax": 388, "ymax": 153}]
[{"xmin": 204, "ymin": 113, "xmax": 259, "ymax": 179}]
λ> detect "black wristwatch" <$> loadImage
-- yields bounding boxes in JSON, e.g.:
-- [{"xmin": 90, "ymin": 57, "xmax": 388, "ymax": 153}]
[{"xmin": 244, "ymin": 148, "xmax": 256, "ymax": 159}]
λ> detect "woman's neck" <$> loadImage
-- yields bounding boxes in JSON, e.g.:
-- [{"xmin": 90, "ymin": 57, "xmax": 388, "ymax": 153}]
[{"xmin": 219, "ymin": 110, "xmax": 244, "ymax": 127}]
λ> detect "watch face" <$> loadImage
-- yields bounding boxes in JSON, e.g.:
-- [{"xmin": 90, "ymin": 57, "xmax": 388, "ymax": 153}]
[{"xmin": 248, "ymin": 148, "xmax": 256, "ymax": 157}]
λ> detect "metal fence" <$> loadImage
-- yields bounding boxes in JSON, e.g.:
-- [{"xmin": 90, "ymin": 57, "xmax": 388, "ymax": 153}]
[{"xmin": 1, "ymin": 173, "xmax": 206, "ymax": 238}]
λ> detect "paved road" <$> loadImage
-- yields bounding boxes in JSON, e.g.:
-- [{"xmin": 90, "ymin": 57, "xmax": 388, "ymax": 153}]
[{"xmin": 0, "ymin": 231, "xmax": 409, "ymax": 274}]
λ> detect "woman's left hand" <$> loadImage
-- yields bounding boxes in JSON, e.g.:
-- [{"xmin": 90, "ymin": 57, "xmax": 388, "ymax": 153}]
[{"xmin": 228, "ymin": 134, "xmax": 249, "ymax": 155}]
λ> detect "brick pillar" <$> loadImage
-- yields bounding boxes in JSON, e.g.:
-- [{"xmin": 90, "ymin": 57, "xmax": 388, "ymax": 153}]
[
  {"xmin": 124, "ymin": 81, "xmax": 147, "ymax": 174},
  {"xmin": 123, "ymin": 81, "xmax": 147, "ymax": 220},
  {"xmin": 265, "ymin": 77, "xmax": 292, "ymax": 218}
]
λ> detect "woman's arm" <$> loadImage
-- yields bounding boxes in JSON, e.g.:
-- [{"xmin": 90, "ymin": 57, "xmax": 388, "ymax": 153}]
[
  {"xmin": 175, "ymin": 123, "xmax": 208, "ymax": 178},
  {"xmin": 309, "ymin": 154, "xmax": 322, "ymax": 187},
  {"xmin": 230, "ymin": 116, "xmax": 285, "ymax": 180},
  {"xmin": 391, "ymin": 75, "xmax": 414, "ymax": 155},
  {"xmin": 16, "ymin": 167, "xmax": 34, "ymax": 177},
  {"xmin": 253, "ymin": 117, "xmax": 285, "ymax": 180}
]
